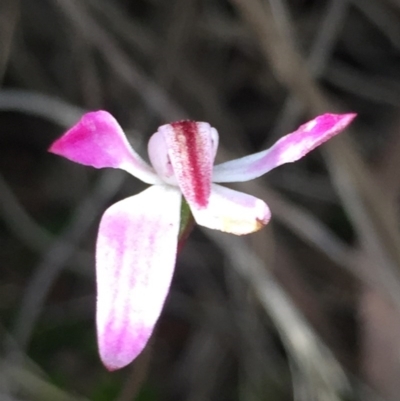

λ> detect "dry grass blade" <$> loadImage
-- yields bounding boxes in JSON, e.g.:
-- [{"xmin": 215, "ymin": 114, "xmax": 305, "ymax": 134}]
[
  {"xmin": 0, "ymin": 89, "xmax": 83, "ymax": 127},
  {"xmin": 0, "ymin": 90, "xmax": 95, "ymax": 268},
  {"xmin": 12, "ymin": 169, "xmax": 125, "ymax": 351},
  {"xmin": 351, "ymin": 0, "xmax": 400, "ymax": 50},
  {"xmin": 53, "ymin": 0, "xmax": 185, "ymax": 121},
  {"xmin": 154, "ymin": 0, "xmax": 197, "ymax": 90},
  {"xmin": 3, "ymin": 0, "xmax": 400, "ymax": 399},
  {"xmin": 206, "ymin": 229, "xmax": 351, "ymax": 401},
  {"xmin": 230, "ymin": 0, "xmax": 400, "ymax": 310},
  {"xmin": 86, "ymin": 0, "xmax": 157, "ymax": 58},
  {"xmin": 1, "ymin": 363, "xmax": 89, "ymax": 401},
  {"xmin": 0, "ymin": 324, "xmax": 88, "ymax": 401},
  {"xmin": 326, "ymin": 63, "xmax": 400, "ymax": 107},
  {"xmin": 268, "ymin": 0, "xmax": 349, "ymax": 140},
  {"xmin": 0, "ymin": 0, "xmax": 19, "ymax": 85},
  {"xmin": 375, "ymin": 117, "xmax": 400, "ymax": 202},
  {"xmin": 0, "ymin": 172, "xmax": 53, "ymax": 252}
]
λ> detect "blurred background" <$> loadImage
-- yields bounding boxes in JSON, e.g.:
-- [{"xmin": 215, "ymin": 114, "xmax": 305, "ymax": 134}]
[{"xmin": 1, "ymin": 0, "xmax": 400, "ymax": 400}]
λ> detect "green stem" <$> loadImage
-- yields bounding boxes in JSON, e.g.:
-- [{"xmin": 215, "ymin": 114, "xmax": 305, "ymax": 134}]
[{"xmin": 177, "ymin": 197, "xmax": 195, "ymax": 252}]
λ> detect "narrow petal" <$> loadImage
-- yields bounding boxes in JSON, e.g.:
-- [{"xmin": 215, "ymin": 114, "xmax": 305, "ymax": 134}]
[
  {"xmin": 154, "ymin": 121, "xmax": 218, "ymax": 209},
  {"xmin": 96, "ymin": 185, "xmax": 181, "ymax": 370},
  {"xmin": 49, "ymin": 111, "xmax": 161, "ymax": 184},
  {"xmin": 192, "ymin": 184, "xmax": 270, "ymax": 235},
  {"xmin": 147, "ymin": 130, "xmax": 177, "ymax": 186},
  {"xmin": 213, "ymin": 113, "xmax": 356, "ymax": 183}
]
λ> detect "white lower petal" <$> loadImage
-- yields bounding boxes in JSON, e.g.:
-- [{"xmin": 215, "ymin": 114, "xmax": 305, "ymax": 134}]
[
  {"xmin": 96, "ymin": 185, "xmax": 181, "ymax": 370},
  {"xmin": 191, "ymin": 184, "xmax": 271, "ymax": 235}
]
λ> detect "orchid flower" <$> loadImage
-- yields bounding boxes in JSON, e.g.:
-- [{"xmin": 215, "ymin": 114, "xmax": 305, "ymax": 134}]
[{"xmin": 49, "ymin": 111, "xmax": 355, "ymax": 370}]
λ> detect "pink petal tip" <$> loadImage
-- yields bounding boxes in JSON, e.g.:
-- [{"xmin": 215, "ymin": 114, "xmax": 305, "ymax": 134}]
[{"xmin": 49, "ymin": 110, "xmax": 159, "ymax": 184}]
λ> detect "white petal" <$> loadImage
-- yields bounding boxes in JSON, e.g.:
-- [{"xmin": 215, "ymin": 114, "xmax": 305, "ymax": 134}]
[
  {"xmin": 191, "ymin": 184, "xmax": 271, "ymax": 235},
  {"xmin": 213, "ymin": 113, "xmax": 356, "ymax": 183},
  {"xmin": 96, "ymin": 185, "xmax": 181, "ymax": 370}
]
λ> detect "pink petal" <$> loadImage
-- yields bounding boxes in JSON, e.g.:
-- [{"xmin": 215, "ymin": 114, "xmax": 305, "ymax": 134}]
[
  {"xmin": 154, "ymin": 121, "xmax": 218, "ymax": 209},
  {"xmin": 191, "ymin": 184, "xmax": 271, "ymax": 235},
  {"xmin": 49, "ymin": 111, "xmax": 161, "ymax": 184},
  {"xmin": 212, "ymin": 113, "xmax": 356, "ymax": 183},
  {"xmin": 96, "ymin": 185, "xmax": 181, "ymax": 370}
]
